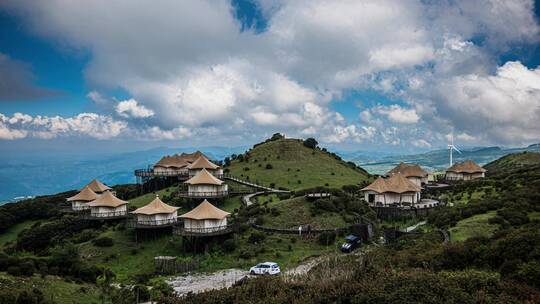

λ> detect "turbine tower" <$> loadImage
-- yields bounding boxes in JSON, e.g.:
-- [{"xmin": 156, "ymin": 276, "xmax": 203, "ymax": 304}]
[{"xmin": 448, "ymin": 133, "xmax": 461, "ymax": 167}]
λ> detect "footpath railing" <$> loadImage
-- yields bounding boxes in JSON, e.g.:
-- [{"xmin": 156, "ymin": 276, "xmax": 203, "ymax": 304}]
[{"xmin": 223, "ymin": 175, "xmax": 290, "ymax": 192}]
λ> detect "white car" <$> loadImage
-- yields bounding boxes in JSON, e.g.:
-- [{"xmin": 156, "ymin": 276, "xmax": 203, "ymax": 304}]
[{"xmin": 249, "ymin": 262, "xmax": 281, "ymax": 275}]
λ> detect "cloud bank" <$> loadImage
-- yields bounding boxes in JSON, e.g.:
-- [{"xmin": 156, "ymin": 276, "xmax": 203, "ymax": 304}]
[{"xmin": 0, "ymin": 0, "xmax": 538, "ymax": 148}]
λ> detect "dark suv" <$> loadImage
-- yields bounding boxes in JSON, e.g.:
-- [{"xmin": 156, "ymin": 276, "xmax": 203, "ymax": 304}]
[{"xmin": 340, "ymin": 235, "xmax": 361, "ymax": 253}]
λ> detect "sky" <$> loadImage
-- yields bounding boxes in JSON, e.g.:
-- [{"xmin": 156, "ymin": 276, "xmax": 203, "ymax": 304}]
[{"xmin": 0, "ymin": 0, "xmax": 540, "ymax": 154}]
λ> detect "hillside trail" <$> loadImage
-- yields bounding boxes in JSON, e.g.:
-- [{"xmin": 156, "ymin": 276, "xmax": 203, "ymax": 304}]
[{"xmin": 166, "ymin": 255, "xmax": 327, "ymax": 296}]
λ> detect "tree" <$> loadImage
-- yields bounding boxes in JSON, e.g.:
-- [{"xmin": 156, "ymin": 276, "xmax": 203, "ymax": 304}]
[
  {"xmin": 270, "ymin": 133, "xmax": 284, "ymax": 141},
  {"xmin": 303, "ymin": 138, "xmax": 318, "ymax": 149},
  {"xmin": 97, "ymin": 268, "xmax": 116, "ymax": 304}
]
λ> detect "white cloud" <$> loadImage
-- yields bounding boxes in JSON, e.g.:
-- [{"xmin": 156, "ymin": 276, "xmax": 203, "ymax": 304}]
[
  {"xmin": 433, "ymin": 61, "xmax": 540, "ymax": 144},
  {"xmin": 0, "ymin": 0, "xmax": 539, "ymax": 147},
  {"xmin": 0, "ymin": 112, "xmax": 127, "ymax": 140},
  {"xmin": 375, "ymin": 105, "xmax": 420, "ymax": 124},
  {"xmin": 115, "ymin": 99, "xmax": 154, "ymax": 118}
]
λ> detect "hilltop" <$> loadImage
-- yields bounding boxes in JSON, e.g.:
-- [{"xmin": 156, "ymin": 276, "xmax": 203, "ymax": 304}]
[
  {"xmin": 483, "ymin": 151, "xmax": 540, "ymax": 174},
  {"xmin": 226, "ymin": 137, "xmax": 370, "ymax": 190}
]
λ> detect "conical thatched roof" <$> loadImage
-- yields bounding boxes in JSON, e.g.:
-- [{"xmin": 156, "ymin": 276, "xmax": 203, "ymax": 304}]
[
  {"xmin": 87, "ymin": 191, "xmax": 128, "ymax": 208},
  {"xmin": 67, "ymin": 186, "xmax": 98, "ymax": 202},
  {"xmin": 181, "ymin": 151, "xmax": 205, "ymax": 163},
  {"xmin": 386, "ymin": 162, "xmax": 428, "ymax": 178},
  {"xmin": 361, "ymin": 173, "xmax": 421, "ymax": 193},
  {"xmin": 84, "ymin": 179, "xmax": 112, "ymax": 193},
  {"xmin": 187, "ymin": 155, "xmax": 220, "ymax": 170},
  {"xmin": 132, "ymin": 195, "xmax": 178, "ymax": 215},
  {"xmin": 179, "ymin": 199, "xmax": 230, "ymax": 220},
  {"xmin": 154, "ymin": 155, "xmax": 189, "ymax": 169},
  {"xmin": 185, "ymin": 169, "xmax": 224, "ymax": 185},
  {"xmin": 447, "ymin": 160, "xmax": 486, "ymax": 173}
]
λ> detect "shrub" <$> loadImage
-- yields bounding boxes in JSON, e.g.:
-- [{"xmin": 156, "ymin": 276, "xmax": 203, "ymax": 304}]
[
  {"xmin": 265, "ymin": 164, "xmax": 273, "ymax": 169},
  {"xmin": 7, "ymin": 266, "xmax": 21, "ymax": 276},
  {"xmin": 92, "ymin": 237, "xmax": 114, "ymax": 247},
  {"xmin": 248, "ymin": 232, "xmax": 266, "ymax": 244},
  {"xmin": 317, "ymin": 231, "xmax": 336, "ymax": 246},
  {"xmin": 222, "ymin": 239, "xmax": 237, "ymax": 252},
  {"xmin": 73, "ymin": 229, "xmax": 98, "ymax": 243},
  {"xmin": 303, "ymin": 138, "xmax": 318, "ymax": 149}
]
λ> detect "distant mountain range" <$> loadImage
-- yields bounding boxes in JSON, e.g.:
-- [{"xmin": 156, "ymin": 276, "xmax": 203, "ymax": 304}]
[
  {"xmin": 347, "ymin": 144, "xmax": 540, "ymax": 175},
  {"xmin": 1, "ymin": 142, "xmax": 539, "ymax": 203}
]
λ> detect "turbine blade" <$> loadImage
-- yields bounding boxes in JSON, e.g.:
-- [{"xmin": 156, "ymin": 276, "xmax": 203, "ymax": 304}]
[{"xmin": 452, "ymin": 146, "xmax": 462, "ymax": 154}]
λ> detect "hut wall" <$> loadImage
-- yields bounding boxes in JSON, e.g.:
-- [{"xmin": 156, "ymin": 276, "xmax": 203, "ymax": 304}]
[
  {"xmin": 136, "ymin": 211, "xmax": 177, "ymax": 225},
  {"xmin": 188, "ymin": 184, "xmax": 228, "ymax": 195},
  {"xmin": 184, "ymin": 218, "xmax": 227, "ymax": 232},
  {"xmin": 90, "ymin": 205, "xmax": 127, "ymax": 217},
  {"xmin": 72, "ymin": 201, "xmax": 90, "ymax": 211},
  {"xmin": 154, "ymin": 166, "xmax": 188, "ymax": 175}
]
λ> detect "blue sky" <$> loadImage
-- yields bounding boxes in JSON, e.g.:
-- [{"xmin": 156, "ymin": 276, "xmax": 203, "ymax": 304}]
[{"xmin": 1, "ymin": 0, "xmax": 539, "ymax": 154}]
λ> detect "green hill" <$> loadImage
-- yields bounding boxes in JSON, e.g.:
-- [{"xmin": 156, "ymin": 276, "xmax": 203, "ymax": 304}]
[
  {"xmin": 226, "ymin": 138, "xmax": 370, "ymax": 190},
  {"xmin": 483, "ymin": 151, "xmax": 540, "ymax": 174}
]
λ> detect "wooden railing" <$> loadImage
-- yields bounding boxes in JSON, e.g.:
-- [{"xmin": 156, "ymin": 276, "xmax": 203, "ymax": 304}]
[
  {"xmin": 81, "ymin": 210, "xmax": 128, "ymax": 220},
  {"xmin": 134, "ymin": 168, "xmax": 190, "ymax": 178},
  {"xmin": 176, "ymin": 191, "xmax": 229, "ymax": 198},
  {"xmin": 173, "ymin": 224, "xmax": 237, "ymax": 236},
  {"xmin": 127, "ymin": 218, "xmax": 178, "ymax": 228}
]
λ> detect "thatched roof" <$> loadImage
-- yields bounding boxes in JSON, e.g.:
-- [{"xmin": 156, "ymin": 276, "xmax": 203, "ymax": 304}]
[
  {"xmin": 84, "ymin": 179, "xmax": 112, "ymax": 193},
  {"xmin": 386, "ymin": 162, "xmax": 428, "ymax": 178},
  {"xmin": 361, "ymin": 174, "xmax": 421, "ymax": 193},
  {"xmin": 87, "ymin": 191, "xmax": 128, "ymax": 208},
  {"xmin": 67, "ymin": 186, "xmax": 98, "ymax": 202},
  {"xmin": 185, "ymin": 169, "xmax": 224, "ymax": 185},
  {"xmin": 179, "ymin": 199, "xmax": 229, "ymax": 220},
  {"xmin": 447, "ymin": 160, "xmax": 486, "ymax": 173},
  {"xmin": 181, "ymin": 151, "xmax": 205, "ymax": 163},
  {"xmin": 132, "ymin": 195, "xmax": 178, "ymax": 215},
  {"xmin": 154, "ymin": 155, "xmax": 189, "ymax": 169},
  {"xmin": 187, "ymin": 155, "xmax": 220, "ymax": 170}
]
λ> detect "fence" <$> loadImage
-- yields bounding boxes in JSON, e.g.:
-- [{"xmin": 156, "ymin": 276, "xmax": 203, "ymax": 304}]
[
  {"xmin": 173, "ymin": 224, "xmax": 237, "ymax": 236},
  {"xmin": 176, "ymin": 191, "xmax": 229, "ymax": 198},
  {"xmin": 154, "ymin": 256, "xmax": 199, "ymax": 274},
  {"xmin": 127, "ymin": 218, "xmax": 178, "ymax": 229}
]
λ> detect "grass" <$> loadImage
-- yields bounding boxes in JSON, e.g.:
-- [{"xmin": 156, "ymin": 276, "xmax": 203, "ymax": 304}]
[
  {"xmin": 449, "ymin": 211, "xmax": 498, "ymax": 242},
  {"xmin": 227, "ymin": 138, "xmax": 370, "ymax": 191},
  {"xmin": 195, "ymin": 229, "xmax": 340, "ymax": 273},
  {"xmin": 528, "ymin": 211, "xmax": 540, "ymax": 221},
  {"xmin": 261, "ymin": 196, "xmax": 348, "ymax": 229},
  {"xmin": 128, "ymin": 186, "xmax": 178, "ymax": 208},
  {"xmin": 0, "ymin": 272, "xmax": 102, "ymax": 304},
  {"xmin": 0, "ymin": 220, "xmax": 39, "ymax": 248}
]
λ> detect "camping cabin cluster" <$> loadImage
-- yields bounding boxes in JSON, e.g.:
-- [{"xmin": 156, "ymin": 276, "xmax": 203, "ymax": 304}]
[
  {"xmin": 361, "ymin": 160, "xmax": 485, "ymax": 211},
  {"xmin": 66, "ymin": 179, "xmax": 129, "ymax": 219}
]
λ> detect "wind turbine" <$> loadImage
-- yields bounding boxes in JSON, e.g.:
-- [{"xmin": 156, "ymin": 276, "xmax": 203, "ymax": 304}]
[{"xmin": 448, "ymin": 133, "xmax": 461, "ymax": 167}]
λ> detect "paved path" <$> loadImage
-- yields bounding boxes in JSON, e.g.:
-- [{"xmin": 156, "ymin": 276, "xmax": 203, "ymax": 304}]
[
  {"xmin": 403, "ymin": 220, "xmax": 427, "ymax": 232},
  {"xmin": 242, "ymin": 191, "xmax": 266, "ymax": 206},
  {"xmin": 224, "ymin": 175, "xmax": 290, "ymax": 193}
]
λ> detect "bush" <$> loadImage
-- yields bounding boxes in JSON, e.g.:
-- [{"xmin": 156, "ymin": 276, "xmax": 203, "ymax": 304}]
[
  {"xmin": 265, "ymin": 164, "xmax": 273, "ymax": 169},
  {"xmin": 248, "ymin": 232, "xmax": 266, "ymax": 244},
  {"xmin": 7, "ymin": 266, "xmax": 21, "ymax": 276},
  {"xmin": 317, "ymin": 231, "xmax": 336, "ymax": 246},
  {"xmin": 92, "ymin": 237, "xmax": 114, "ymax": 247},
  {"xmin": 73, "ymin": 229, "xmax": 98, "ymax": 243},
  {"xmin": 303, "ymin": 138, "xmax": 318, "ymax": 149},
  {"xmin": 222, "ymin": 239, "xmax": 237, "ymax": 252}
]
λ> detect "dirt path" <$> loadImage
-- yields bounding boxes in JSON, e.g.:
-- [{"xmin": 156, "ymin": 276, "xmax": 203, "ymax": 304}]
[{"xmin": 167, "ymin": 256, "xmax": 326, "ymax": 296}]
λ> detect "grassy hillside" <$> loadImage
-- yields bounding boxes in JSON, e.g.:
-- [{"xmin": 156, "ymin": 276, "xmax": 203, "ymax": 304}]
[
  {"xmin": 259, "ymin": 196, "xmax": 348, "ymax": 229},
  {"xmin": 449, "ymin": 211, "xmax": 498, "ymax": 242},
  {"xmin": 226, "ymin": 138, "xmax": 370, "ymax": 190},
  {"xmin": 484, "ymin": 151, "xmax": 540, "ymax": 174}
]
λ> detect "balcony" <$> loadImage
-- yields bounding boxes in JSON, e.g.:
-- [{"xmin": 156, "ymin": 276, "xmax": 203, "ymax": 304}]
[
  {"xmin": 176, "ymin": 191, "xmax": 229, "ymax": 199},
  {"xmin": 127, "ymin": 218, "xmax": 178, "ymax": 229},
  {"xmin": 173, "ymin": 224, "xmax": 237, "ymax": 237},
  {"xmin": 80, "ymin": 210, "xmax": 128, "ymax": 220}
]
